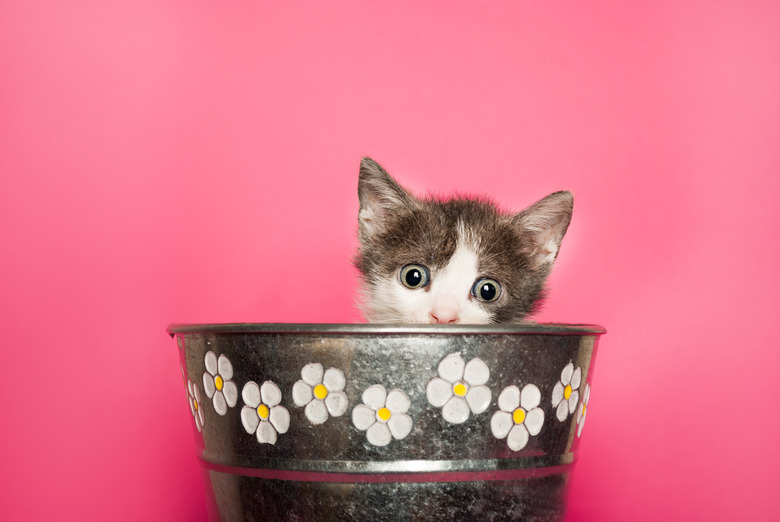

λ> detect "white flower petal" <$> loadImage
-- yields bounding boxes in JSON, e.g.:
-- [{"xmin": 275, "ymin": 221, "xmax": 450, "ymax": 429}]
[
  {"xmin": 426, "ymin": 377, "xmax": 453, "ymax": 408},
  {"xmin": 520, "ymin": 384, "xmax": 541, "ymax": 410},
  {"xmin": 217, "ymin": 354, "xmax": 233, "ymax": 381},
  {"xmin": 223, "ymin": 381, "xmax": 238, "ymax": 407},
  {"xmin": 242, "ymin": 381, "xmax": 261, "ymax": 408},
  {"xmin": 260, "ymin": 381, "xmax": 282, "ymax": 408},
  {"xmin": 213, "ymin": 391, "xmax": 227, "ymax": 415},
  {"xmin": 491, "ymin": 411, "xmax": 513, "ymax": 439},
  {"xmin": 442, "ymin": 396, "xmax": 470, "ymax": 424},
  {"xmin": 561, "ymin": 362, "xmax": 574, "ymax": 386},
  {"xmin": 583, "ymin": 383, "xmax": 591, "ymax": 404},
  {"xmin": 465, "ymin": 385, "xmax": 491, "ymax": 415},
  {"xmin": 498, "ymin": 385, "xmax": 521, "ymax": 412},
  {"xmin": 507, "ymin": 424, "xmax": 530, "ymax": 451},
  {"xmin": 571, "ymin": 367, "xmax": 582, "ymax": 390},
  {"xmin": 362, "ymin": 385, "xmax": 387, "ymax": 411},
  {"xmin": 578, "ymin": 411, "xmax": 587, "ymax": 438},
  {"xmin": 525, "ymin": 407, "xmax": 544, "ymax": 436},
  {"xmin": 292, "ymin": 380, "xmax": 313, "ymax": 407},
  {"xmin": 387, "ymin": 413, "xmax": 413, "ymax": 440},
  {"xmin": 463, "ymin": 358, "xmax": 490, "ymax": 386},
  {"xmin": 197, "ymin": 405, "xmax": 204, "ymax": 427},
  {"xmin": 194, "ymin": 414, "xmax": 202, "ymax": 432},
  {"xmin": 438, "ymin": 353, "xmax": 465, "ymax": 383},
  {"xmin": 241, "ymin": 406, "xmax": 260, "ymax": 434},
  {"xmin": 556, "ymin": 400, "xmax": 569, "ymax": 421},
  {"xmin": 386, "ymin": 389, "xmax": 411, "ymax": 414},
  {"xmin": 352, "ymin": 404, "xmax": 376, "ymax": 431},
  {"xmin": 301, "ymin": 362, "xmax": 324, "ymax": 386},
  {"xmin": 325, "ymin": 391, "xmax": 348, "ymax": 417},
  {"xmin": 269, "ymin": 405, "xmax": 290, "ymax": 434},
  {"xmin": 367, "ymin": 422, "xmax": 392, "ymax": 447},
  {"xmin": 568, "ymin": 390, "xmax": 580, "ymax": 415},
  {"xmin": 203, "ymin": 372, "xmax": 216, "ymax": 399},
  {"xmin": 305, "ymin": 399, "xmax": 328, "ymax": 425},
  {"xmin": 257, "ymin": 421, "xmax": 278, "ymax": 445},
  {"xmin": 204, "ymin": 351, "xmax": 218, "ymax": 376},
  {"xmin": 323, "ymin": 368, "xmax": 346, "ymax": 392},
  {"xmin": 552, "ymin": 381, "xmax": 564, "ymax": 407},
  {"xmin": 194, "ymin": 383, "xmax": 201, "ymax": 403}
]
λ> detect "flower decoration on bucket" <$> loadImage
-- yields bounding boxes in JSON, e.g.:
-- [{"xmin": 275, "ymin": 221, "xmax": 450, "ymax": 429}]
[
  {"xmin": 552, "ymin": 362, "xmax": 582, "ymax": 422},
  {"xmin": 241, "ymin": 381, "xmax": 290, "ymax": 445},
  {"xmin": 352, "ymin": 385, "xmax": 413, "ymax": 447},
  {"xmin": 203, "ymin": 351, "xmax": 238, "ymax": 416},
  {"xmin": 491, "ymin": 384, "xmax": 545, "ymax": 451},
  {"xmin": 187, "ymin": 379, "xmax": 205, "ymax": 432},
  {"xmin": 576, "ymin": 382, "xmax": 591, "ymax": 437},
  {"xmin": 426, "ymin": 353, "xmax": 491, "ymax": 424},
  {"xmin": 292, "ymin": 363, "xmax": 348, "ymax": 425}
]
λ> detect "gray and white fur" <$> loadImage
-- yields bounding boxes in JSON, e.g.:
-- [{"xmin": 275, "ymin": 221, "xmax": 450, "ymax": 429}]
[{"xmin": 354, "ymin": 157, "xmax": 573, "ymax": 324}]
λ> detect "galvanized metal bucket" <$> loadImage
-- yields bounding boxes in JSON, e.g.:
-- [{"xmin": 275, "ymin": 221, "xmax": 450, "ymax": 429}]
[{"xmin": 168, "ymin": 323, "xmax": 605, "ymax": 521}]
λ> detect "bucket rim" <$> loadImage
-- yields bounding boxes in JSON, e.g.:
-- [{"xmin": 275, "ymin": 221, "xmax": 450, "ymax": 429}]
[{"xmin": 167, "ymin": 322, "xmax": 606, "ymax": 337}]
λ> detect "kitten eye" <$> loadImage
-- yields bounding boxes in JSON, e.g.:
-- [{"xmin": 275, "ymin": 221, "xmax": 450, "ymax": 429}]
[
  {"xmin": 400, "ymin": 264, "xmax": 429, "ymax": 289},
  {"xmin": 472, "ymin": 278, "xmax": 501, "ymax": 303}
]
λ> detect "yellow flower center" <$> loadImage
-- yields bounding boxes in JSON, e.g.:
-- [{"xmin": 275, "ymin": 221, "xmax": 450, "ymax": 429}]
[
  {"xmin": 314, "ymin": 384, "xmax": 328, "ymax": 400},
  {"xmin": 564, "ymin": 384, "xmax": 572, "ymax": 400},
  {"xmin": 453, "ymin": 382, "xmax": 468, "ymax": 397},
  {"xmin": 193, "ymin": 399, "xmax": 198, "ymax": 411},
  {"xmin": 513, "ymin": 408, "xmax": 526, "ymax": 425},
  {"xmin": 581, "ymin": 404, "xmax": 587, "ymax": 416},
  {"xmin": 257, "ymin": 404, "xmax": 270, "ymax": 419},
  {"xmin": 378, "ymin": 407, "xmax": 391, "ymax": 422},
  {"xmin": 215, "ymin": 375, "xmax": 224, "ymax": 391}
]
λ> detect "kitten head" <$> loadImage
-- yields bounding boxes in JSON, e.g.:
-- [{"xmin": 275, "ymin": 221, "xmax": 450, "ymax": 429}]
[{"xmin": 354, "ymin": 157, "xmax": 573, "ymax": 324}]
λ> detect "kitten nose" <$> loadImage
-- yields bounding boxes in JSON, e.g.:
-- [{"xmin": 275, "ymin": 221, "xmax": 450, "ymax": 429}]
[{"xmin": 429, "ymin": 311, "xmax": 460, "ymax": 324}]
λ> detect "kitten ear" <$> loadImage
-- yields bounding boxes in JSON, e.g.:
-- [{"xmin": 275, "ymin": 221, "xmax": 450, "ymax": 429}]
[
  {"xmin": 513, "ymin": 191, "xmax": 574, "ymax": 270},
  {"xmin": 358, "ymin": 157, "xmax": 417, "ymax": 238}
]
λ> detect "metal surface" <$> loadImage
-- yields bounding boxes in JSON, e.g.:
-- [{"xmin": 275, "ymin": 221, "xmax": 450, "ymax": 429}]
[{"xmin": 170, "ymin": 323, "xmax": 604, "ymax": 521}]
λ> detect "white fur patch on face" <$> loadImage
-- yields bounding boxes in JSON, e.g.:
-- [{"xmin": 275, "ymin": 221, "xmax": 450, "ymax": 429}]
[
  {"xmin": 364, "ymin": 227, "xmax": 494, "ymax": 324},
  {"xmin": 424, "ymin": 240, "xmax": 491, "ymax": 324}
]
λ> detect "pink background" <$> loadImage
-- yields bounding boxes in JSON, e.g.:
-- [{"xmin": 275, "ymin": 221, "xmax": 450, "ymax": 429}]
[{"xmin": 2, "ymin": 1, "xmax": 779, "ymax": 520}]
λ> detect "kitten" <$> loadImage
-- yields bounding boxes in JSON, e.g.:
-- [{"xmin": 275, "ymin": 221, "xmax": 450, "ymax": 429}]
[{"xmin": 354, "ymin": 157, "xmax": 573, "ymax": 324}]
